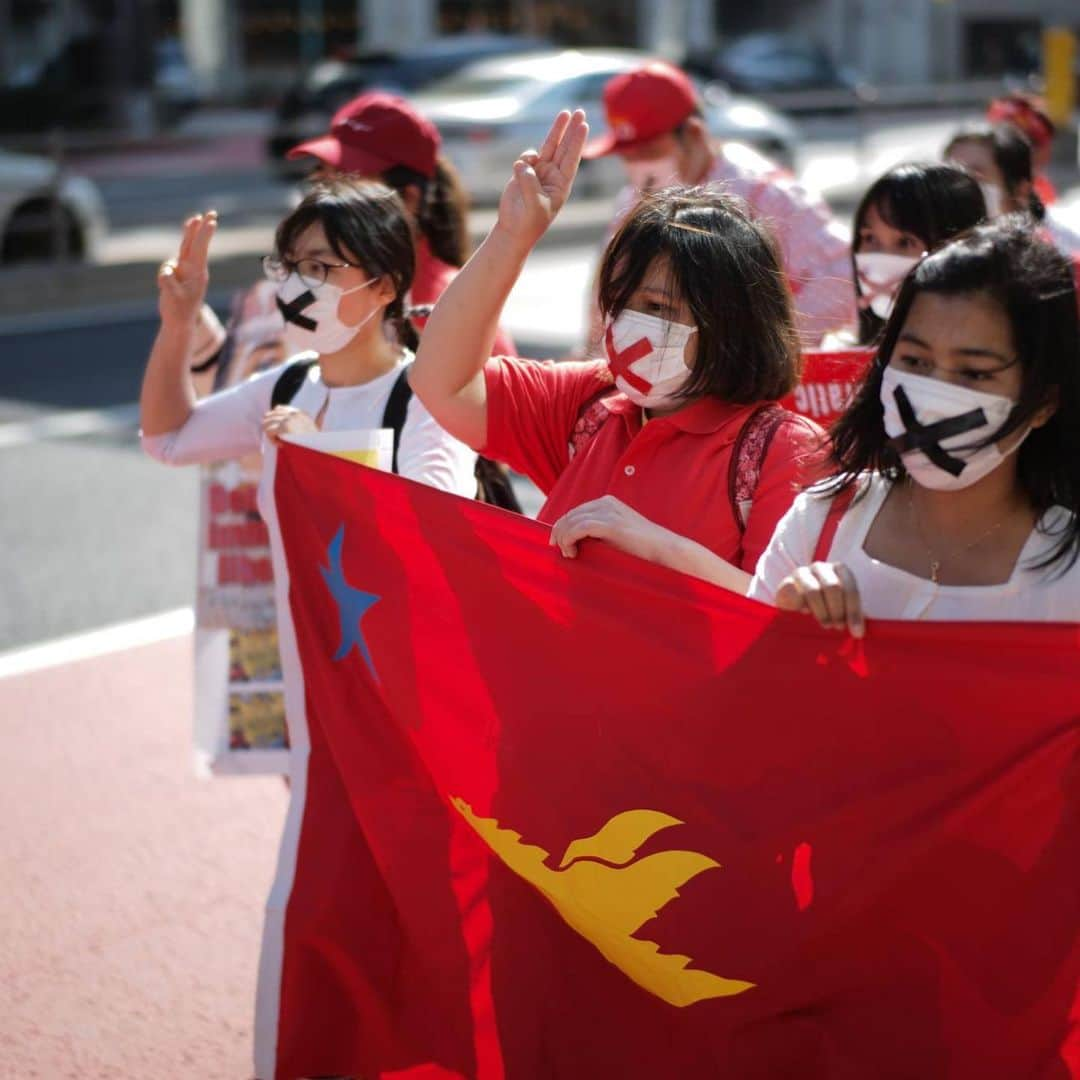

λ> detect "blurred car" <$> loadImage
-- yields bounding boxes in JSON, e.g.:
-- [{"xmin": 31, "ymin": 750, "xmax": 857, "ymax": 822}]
[
  {"xmin": 410, "ymin": 49, "xmax": 801, "ymax": 203},
  {"xmin": 687, "ymin": 34, "xmax": 857, "ymax": 96},
  {"xmin": 0, "ymin": 34, "xmax": 112, "ymax": 132},
  {"xmin": 266, "ymin": 32, "xmax": 550, "ymax": 176},
  {"xmin": 0, "ymin": 151, "xmax": 108, "ymax": 263},
  {"xmin": 0, "ymin": 33, "xmax": 204, "ymax": 132}
]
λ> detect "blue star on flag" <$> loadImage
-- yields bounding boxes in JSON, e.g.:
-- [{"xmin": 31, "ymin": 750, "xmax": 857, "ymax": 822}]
[{"xmin": 320, "ymin": 525, "xmax": 380, "ymax": 678}]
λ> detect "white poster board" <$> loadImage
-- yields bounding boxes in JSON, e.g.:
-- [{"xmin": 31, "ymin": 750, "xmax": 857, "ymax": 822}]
[{"xmin": 193, "ymin": 429, "xmax": 392, "ymax": 776}]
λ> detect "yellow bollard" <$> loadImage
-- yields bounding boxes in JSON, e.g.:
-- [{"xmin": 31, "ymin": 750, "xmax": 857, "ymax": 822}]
[{"xmin": 1043, "ymin": 27, "xmax": 1076, "ymax": 128}]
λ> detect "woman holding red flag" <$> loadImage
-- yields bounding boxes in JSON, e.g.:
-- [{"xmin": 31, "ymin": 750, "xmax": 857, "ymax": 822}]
[
  {"xmin": 410, "ymin": 110, "xmax": 828, "ymax": 574},
  {"xmin": 554, "ymin": 221, "xmax": 1080, "ymax": 630},
  {"xmin": 756, "ymin": 219, "xmax": 1080, "ymax": 632}
]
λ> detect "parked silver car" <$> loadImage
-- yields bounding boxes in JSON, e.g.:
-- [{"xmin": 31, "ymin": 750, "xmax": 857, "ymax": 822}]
[
  {"xmin": 0, "ymin": 151, "xmax": 107, "ymax": 263},
  {"xmin": 411, "ymin": 48, "xmax": 800, "ymax": 202}
]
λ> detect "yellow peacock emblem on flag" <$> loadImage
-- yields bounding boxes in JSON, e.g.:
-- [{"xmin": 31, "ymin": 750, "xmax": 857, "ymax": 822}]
[{"xmin": 451, "ymin": 800, "xmax": 755, "ymax": 1006}]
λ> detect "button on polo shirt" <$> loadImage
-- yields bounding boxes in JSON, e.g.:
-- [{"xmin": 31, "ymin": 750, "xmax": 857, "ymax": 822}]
[{"xmin": 481, "ymin": 356, "xmax": 827, "ymax": 571}]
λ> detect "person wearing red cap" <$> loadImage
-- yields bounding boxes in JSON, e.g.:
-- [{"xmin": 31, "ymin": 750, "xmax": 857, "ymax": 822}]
[
  {"xmin": 582, "ymin": 61, "xmax": 854, "ymax": 348},
  {"xmin": 186, "ymin": 92, "xmax": 515, "ymax": 401},
  {"xmin": 288, "ymin": 91, "xmax": 516, "ymax": 357},
  {"xmin": 986, "ymin": 92, "xmax": 1058, "ymax": 207}
]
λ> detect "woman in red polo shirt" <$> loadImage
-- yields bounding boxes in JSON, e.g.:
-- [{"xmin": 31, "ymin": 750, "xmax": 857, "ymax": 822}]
[{"xmin": 411, "ymin": 110, "xmax": 827, "ymax": 571}]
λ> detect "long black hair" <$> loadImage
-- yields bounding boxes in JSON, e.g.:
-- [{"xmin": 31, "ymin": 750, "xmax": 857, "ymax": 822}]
[
  {"xmin": 597, "ymin": 186, "xmax": 801, "ymax": 403},
  {"xmin": 274, "ymin": 177, "xmax": 419, "ymax": 349},
  {"xmin": 852, "ymin": 162, "xmax": 986, "ymax": 344},
  {"xmin": 945, "ymin": 124, "xmax": 1045, "ymax": 220},
  {"xmin": 829, "ymin": 218, "xmax": 1080, "ymax": 572},
  {"xmin": 382, "ymin": 154, "xmax": 470, "ymax": 268}
]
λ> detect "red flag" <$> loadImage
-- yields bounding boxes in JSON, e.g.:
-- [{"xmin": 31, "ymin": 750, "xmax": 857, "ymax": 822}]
[
  {"xmin": 781, "ymin": 348, "xmax": 875, "ymax": 428},
  {"xmin": 265, "ymin": 443, "xmax": 1080, "ymax": 1080}
]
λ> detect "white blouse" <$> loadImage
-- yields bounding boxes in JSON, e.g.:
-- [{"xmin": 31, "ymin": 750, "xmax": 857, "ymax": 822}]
[
  {"xmin": 748, "ymin": 474, "xmax": 1080, "ymax": 622},
  {"xmin": 141, "ymin": 349, "xmax": 477, "ymax": 497}
]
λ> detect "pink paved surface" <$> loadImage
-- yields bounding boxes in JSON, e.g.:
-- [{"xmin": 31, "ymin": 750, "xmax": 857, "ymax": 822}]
[{"xmin": 0, "ymin": 633, "xmax": 288, "ymax": 1078}]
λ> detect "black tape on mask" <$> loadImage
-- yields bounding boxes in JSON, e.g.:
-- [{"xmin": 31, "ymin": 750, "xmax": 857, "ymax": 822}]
[
  {"xmin": 887, "ymin": 384, "xmax": 987, "ymax": 478},
  {"xmin": 276, "ymin": 290, "xmax": 317, "ymax": 332}
]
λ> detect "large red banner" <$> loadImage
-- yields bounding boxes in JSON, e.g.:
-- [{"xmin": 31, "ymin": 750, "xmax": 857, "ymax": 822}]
[{"xmin": 267, "ymin": 443, "xmax": 1080, "ymax": 1080}]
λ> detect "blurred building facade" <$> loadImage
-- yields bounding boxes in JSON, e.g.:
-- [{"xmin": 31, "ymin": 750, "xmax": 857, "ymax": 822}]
[{"xmin": 2, "ymin": 0, "xmax": 1078, "ymax": 112}]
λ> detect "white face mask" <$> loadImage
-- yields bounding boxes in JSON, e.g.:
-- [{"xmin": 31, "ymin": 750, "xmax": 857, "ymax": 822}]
[
  {"xmin": 276, "ymin": 272, "xmax": 379, "ymax": 354},
  {"xmin": 623, "ymin": 154, "xmax": 681, "ymax": 194},
  {"xmin": 604, "ymin": 308, "xmax": 696, "ymax": 410},
  {"xmin": 854, "ymin": 251, "xmax": 922, "ymax": 320},
  {"xmin": 880, "ymin": 365, "xmax": 1027, "ymax": 491},
  {"xmin": 978, "ymin": 180, "xmax": 1005, "ymax": 218}
]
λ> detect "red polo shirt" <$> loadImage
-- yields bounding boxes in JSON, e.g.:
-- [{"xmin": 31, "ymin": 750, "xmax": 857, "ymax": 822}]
[{"xmin": 482, "ymin": 356, "xmax": 828, "ymax": 572}]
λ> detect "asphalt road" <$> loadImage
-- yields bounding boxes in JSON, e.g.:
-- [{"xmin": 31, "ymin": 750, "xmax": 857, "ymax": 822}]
[{"xmin": 0, "ymin": 314, "xmax": 158, "ymax": 420}]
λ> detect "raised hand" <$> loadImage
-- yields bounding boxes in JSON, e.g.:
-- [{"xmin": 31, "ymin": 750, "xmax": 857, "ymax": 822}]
[
  {"xmin": 496, "ymin": 110, "xmax": 589, "ymax": 249},
  {"xmin": 157, "ymin": 211, "xmax": 217, "ymax": 327}
]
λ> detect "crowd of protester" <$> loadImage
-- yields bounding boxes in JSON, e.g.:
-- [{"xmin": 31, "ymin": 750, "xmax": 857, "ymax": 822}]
[{"xmin": 136, "ymin": 60, "xmax": 1079, "ymax": 1075}]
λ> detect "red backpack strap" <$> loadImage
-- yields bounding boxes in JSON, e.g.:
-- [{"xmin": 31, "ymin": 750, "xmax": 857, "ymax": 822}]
[
  {"xmin": 813, "ymin": 486, "xmax": 856, "ymax": 562},
  {"xmin": 728, "ymin": 403, "xmax": 788, "ymax": 533},
  {"xmin": 568, "ymin": 383, "xmax": 620, "ymax": 459}
]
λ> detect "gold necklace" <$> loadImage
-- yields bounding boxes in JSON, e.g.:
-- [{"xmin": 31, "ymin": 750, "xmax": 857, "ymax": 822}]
[{"xmin": 906, "ymin": 482, "xmax": 1009, "ymax": 585}]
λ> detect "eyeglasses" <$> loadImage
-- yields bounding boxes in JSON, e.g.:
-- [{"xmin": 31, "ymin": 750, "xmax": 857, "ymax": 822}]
[{"xmin": 262, "ymin": 255, "xmax": 360, "ymax": 289}]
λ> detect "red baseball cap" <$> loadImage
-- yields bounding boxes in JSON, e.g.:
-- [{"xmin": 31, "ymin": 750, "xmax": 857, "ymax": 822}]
[
  {"xmin": 986, "ymin": 94, "xmax": 1055, "ymax": 151},
  {"xmin": 287, "ymin": 91, "xmax": 441, "ymax": 179},
  {"xmin": 582, "ymin": 62, "xmax": 699, "ymax": 160}
]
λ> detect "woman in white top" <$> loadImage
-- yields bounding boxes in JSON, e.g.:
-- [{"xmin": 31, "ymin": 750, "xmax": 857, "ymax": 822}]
[
  {"xmin": 141, "ymin": 178, "xmax": 476, "ymax": 488},
  {"xmin": 752, "ymin": 218, "xmax": 1079, "ymax": 632},
  {"xmin": 140, "ymin": 179, "xmax": 477, "ymax": 1074},
  {"xmin": 141, "ymin": 176, "xmax": 476, "ymax": 765},
  {"xmin": 552, "ymin": 220, "xmax": 1080, "ymax": 632}
]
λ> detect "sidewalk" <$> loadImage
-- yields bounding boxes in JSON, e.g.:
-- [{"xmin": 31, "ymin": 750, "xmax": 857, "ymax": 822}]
[{"xmin": 0, "ymin": 616, "xmax": 287, "ymax": 1077}]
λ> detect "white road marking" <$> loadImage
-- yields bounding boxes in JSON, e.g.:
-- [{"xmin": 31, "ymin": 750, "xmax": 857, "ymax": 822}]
[{"xmin": 0, "ymin": 606, "xmax": 194, "ymax": 680}]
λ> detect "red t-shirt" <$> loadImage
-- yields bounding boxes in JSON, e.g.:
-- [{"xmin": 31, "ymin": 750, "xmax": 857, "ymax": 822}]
[
  {"xmin": 482, "ymin": 356, "xmax": 828, "ymax": 571},
  {"xmin": 411, "ymin": 239, "xmax": 517, "ymax": 358}
]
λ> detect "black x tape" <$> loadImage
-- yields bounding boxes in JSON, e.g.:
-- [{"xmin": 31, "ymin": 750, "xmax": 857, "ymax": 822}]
[
  {"xmin": 888, "ymin": 384, "xmax": 987, "ymax": 477},
  {"xmin": 276, "ymin": 290, "xmax": 317, "ymax": 332}
]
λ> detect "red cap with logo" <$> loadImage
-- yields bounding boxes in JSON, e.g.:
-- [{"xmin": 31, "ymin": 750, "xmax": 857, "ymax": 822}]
[
  {"xmin": 287, "ymin": 91, "xmax": 441, "ymax": 179},
  {"xmin": 582, "ymin": 62, "xmax": 699, "ymax": 160}
]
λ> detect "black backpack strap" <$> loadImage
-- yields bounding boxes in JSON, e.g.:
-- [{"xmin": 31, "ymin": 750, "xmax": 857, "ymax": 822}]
[
  {"xmin": 474, "ymin": 457, "xmax": 524, "ymax": 512},
  {"xmin": 380, "ymin": 364, "xmax": 414, "ymax": 475},
  {"xmin": 270, "ymin": 358, "xmax": 317, "ymax": 408}
]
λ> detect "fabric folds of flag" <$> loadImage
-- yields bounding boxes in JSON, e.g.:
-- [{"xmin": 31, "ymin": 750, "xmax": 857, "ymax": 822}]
[{"xmin": 266, "ymin": 442, "xmax": 1080, "ymax": 1080}]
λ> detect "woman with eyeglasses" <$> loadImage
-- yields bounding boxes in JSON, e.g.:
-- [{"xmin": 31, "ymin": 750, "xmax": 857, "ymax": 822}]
[
  {"xmin": 140, "ymin": 178, "xmax": 476, "ymax": 752},
  {"xmin": 139, "ymin": 177, "xmax": 477, "ymax": 1076},
  {"xmin": 141, "ymin": 177, "xmax": 476, "ymax": 484}
]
